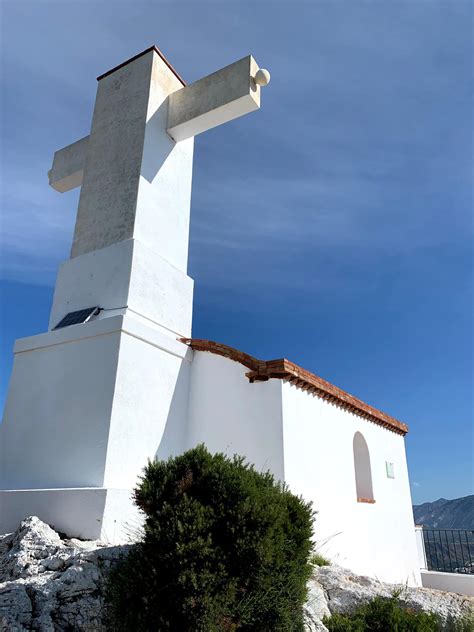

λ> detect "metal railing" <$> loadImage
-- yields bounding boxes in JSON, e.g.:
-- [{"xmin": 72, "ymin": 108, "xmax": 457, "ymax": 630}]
[{"xmin": 422, "ymin": 529, "xmax": 474, "ymax": 574}]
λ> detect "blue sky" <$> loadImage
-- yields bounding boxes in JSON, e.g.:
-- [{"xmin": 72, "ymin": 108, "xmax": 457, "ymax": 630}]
[{"xmin": 0, "ymin": 0, "xmax": 472, "ymax": 505}]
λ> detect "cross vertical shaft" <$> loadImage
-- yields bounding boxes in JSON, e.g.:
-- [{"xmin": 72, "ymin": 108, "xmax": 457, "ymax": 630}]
[{"xmin": 72, "ymin": 49, "xmax": 193, "ymax": 271}]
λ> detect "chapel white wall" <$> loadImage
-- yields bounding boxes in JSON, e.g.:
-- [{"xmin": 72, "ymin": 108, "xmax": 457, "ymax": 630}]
[
  {"xmin": 281, "ymin": 382, "xmax": 421, "ymax": 586},
  {"xmin": 186, "ymin": 352, "xmax": 285, "ymax": 480}
]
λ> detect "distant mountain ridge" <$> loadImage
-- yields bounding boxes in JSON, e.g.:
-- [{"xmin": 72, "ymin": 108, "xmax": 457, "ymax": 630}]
[{"xmin": 413, "ymin": 495, "xmax": 474, "ymax": 529}]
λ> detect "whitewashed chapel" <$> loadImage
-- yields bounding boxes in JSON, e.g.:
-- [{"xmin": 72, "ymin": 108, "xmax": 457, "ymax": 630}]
[{"xmin": 0, "ymin": 46, "xmax": 420, "ymax": 586}]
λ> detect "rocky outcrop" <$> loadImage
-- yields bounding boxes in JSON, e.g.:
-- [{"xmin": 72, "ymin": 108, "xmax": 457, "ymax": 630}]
[
  {"xmin": 305, "ymin": 564, "xmax": 474, "ymax": 631},
  {"xmin": 1, "ymin": 517, "xmax": 472, "ymax": 631},
  {"xmin": 0, "ymin": 517, "xmax": 127, "ymax": 631}
]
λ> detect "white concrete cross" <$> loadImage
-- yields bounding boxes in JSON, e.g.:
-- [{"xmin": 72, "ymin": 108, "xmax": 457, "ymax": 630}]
[
  {"xmin": 49, "ymin": 50, "xmax": 270, "ymax": 190},
  {"xmin": 46, "ymin": 46, "xmax": 270, "ymax": 338},
  {"xmin": 48, "ymin": 47, "xmax": 270, "ymax": 262}
]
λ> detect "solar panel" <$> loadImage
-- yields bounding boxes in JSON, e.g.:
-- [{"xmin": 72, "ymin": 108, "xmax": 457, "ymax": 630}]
[{"xmin": 53, "ymin": 307, "xmax": 100, "ymax": 330}]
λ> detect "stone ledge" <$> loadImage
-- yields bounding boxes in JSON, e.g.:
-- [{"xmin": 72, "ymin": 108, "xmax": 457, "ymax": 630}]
[{"xmin": 14, "ymin": 314, "xmax": 190, "ymax": 362}]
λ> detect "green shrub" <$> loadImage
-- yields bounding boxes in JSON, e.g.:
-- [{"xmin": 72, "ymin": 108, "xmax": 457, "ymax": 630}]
[
  {"xmin": 105, "ymin": 445, "xmax": 314, "ymax": 631},
  {"xmin": 449, "ymin": 614, "xmax": 474, "ymax": 632},
  {"xmin": 323, "ymin": 596, "xmax": 441, "ymax": 631},
  {"xmin": 310, "ymin": 552, "xmax": 330, "ymax": 567}
]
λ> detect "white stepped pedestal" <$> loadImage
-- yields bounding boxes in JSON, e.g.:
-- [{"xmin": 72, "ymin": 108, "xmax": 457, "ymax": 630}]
[
  {"xmin": 0, "ymin": 488, "xmax": 141, "ymax": 542},
  {"xmin": 0, "ymin": 315, "xmax": 192, "ymax": 542}
]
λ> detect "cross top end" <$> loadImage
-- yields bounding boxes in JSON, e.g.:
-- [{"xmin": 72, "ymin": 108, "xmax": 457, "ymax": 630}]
[
  {"xmin": 49, "ymin": 46, "xmax": 271, "ymax": 193},
  {"xmin": 96, "ymin": 44, "xmax": 186, "ymax": 84}
]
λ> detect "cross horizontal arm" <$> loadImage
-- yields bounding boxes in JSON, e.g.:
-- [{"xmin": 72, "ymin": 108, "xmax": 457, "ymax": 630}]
[
  {"xmin": 48, "ymin": 135, "xmax": 89, "ymax": 192},
  {"xmin": 167, "ymin": 55, "xmax": 261, "ymax": 142}
]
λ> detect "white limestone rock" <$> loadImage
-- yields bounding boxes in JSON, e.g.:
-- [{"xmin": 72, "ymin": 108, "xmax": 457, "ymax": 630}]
[
  {"xmin": 0, "ymin": 516, "xmax": 63, "ymax": 581},
  {"xmin": 394, "ymin": 586, "xmax": 474, "ymax": 627},
  {"xmin": 310, "ymin": 564, "xmax": 474, "ymax": 627},
  {"xmin": 1, "ymin": 518, "xmax": 472, "ymax": 631},
  {"xmin": 312, "ymin": 564, "xmax": 392, "ymax": 615},
  {"xmin": 305, "ymin": 580, "xmax": 331, "ymax": 624},
  {"xmin": 0, "ymin": 583, "xmax": 32, "ymax": 631},
  {"xmin": 0, "ymin": 517, "xmax": 128, "ymax": 631},
  {"xmin": 304, "ymin": 619, "xmax": 329, "ymax": 632}
]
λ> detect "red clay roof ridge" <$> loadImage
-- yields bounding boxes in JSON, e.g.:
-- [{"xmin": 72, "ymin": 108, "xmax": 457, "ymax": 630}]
[{"xmin": 180, "ymin": 338, "xmax": 408, "ymax": 436}]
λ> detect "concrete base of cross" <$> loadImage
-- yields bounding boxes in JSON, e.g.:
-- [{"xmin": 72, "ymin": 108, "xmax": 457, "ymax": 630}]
[{"xmin": 0, "ymin": 487, "xmax": 140, "ymax": 542}]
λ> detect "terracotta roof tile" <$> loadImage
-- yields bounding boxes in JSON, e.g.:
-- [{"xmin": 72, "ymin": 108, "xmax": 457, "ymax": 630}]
[{"xmin": 181, "ymin": 338, "xmax": 408, "ymax": 436}]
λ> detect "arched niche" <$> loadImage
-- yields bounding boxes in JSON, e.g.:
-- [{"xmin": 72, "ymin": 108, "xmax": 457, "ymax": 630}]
[{"xmin": 353, "ymin": 431, "xmax": 375, "ymax": 503}]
